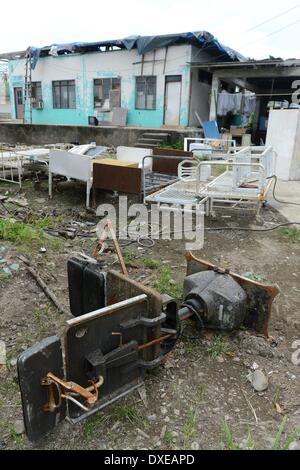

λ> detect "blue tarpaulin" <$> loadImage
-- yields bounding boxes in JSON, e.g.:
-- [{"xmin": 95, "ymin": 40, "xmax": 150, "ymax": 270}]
[{"xmin": 39, "ymin": 31, "xmax": 246, "ymax": 62}]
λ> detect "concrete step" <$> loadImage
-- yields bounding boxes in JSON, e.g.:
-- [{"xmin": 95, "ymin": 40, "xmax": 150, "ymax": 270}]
[
  {"xmin": 142, "ymin": 132, "xmax": 170, "ymax": 138},
  {"xmin": 137, "ymin": 138, "xmax": 165, "ymax": 144}
]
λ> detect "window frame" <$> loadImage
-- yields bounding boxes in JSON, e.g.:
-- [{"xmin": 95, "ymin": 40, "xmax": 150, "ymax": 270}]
[
  {"xmin": 135, "ymin": 76, "xmax": 157, "ymax": 110},
  {"xmin": 31, "ymin": 81, "xmax": 42, "ymax": 108},
  {"xmin": 93, "ymin": 77, "xmax": 121, "ymax": 110},
  {"xmin": 52, "ymin": 80, "xmax": 76, "ymax": 109}
]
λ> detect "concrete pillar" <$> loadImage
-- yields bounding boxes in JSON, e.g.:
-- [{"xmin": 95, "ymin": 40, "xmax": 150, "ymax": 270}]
[{"xmin": 209, "ymin": 74, "xmax": 220, "ymax": 121}]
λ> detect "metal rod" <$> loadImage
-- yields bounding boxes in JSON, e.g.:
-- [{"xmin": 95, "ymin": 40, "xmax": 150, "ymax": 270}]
[
  {"xmin": 138, "ymin": 334, "xmax": 175, "ymax": 351},
  {"xmin": 66, "ymin": 294, "xmax": 147, "ymax": 327}
]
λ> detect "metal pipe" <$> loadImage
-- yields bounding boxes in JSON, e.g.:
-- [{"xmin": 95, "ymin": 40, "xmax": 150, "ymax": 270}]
[{"xmin": 66, "ymin": 294, "xmax": 147, "ymax": 327}]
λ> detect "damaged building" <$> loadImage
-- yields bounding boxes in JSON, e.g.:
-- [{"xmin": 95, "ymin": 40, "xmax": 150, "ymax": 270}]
[{"xmin": 1, "ymin": 31, "xmax": 244, "ymax": 127}]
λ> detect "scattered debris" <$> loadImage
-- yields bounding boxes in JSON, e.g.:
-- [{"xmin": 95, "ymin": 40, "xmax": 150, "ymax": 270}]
[
  {"xmin": 160, "ymin": 425, "xmax": 167, "ymax": 439},
  {"xmin": 7, "ymin": 198, "xmax": 28, "ymax": 208},
  {"xmin": 289, "ymin": 441, "xmax": 300, "ymax": 451},
  {"xmin": 18, "ymin": 255, "xmax": 68, "ymax": 315},
  {"xmin": 0, "ymin": 340, "xmax": 6, "ymax": 365},
  {"xmin": 191, "ymin": 442, "xmax": 200, "ymax": 450},
  {"xmin": 248, "ymin": 369, "xmax": 269, "ymax": 392},
  {"xmin": 14, "ymin": 420, "xmax": 25, "ymax": 436},
  {"xmin": 137, "ymin": 428, "xmax": 150, "ymax": 439},
  {"xmin": 238, "ymin": 333, "xmax": 278, "ymax": 358},
  {"xmin": 275, "ymin": 403, "xmax": 284, "ymax": 415},
  {"xmin": 138, "ymin": 385, "xmax": 148, "ymax": 407}
]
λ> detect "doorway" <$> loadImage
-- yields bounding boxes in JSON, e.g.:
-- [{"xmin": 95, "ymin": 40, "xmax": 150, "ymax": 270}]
[
  {"xmin": 164, "ymin": 75, "xmax": 182, "ymax": 126},
  {"xmin": 14, "ymin": 87, "xmax": 24, "ymax": 119}
]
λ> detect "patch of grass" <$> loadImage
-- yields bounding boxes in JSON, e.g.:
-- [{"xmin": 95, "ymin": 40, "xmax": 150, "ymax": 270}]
[
  {"xmin": 123, "ymin": 250, "xmax": 161, "ymax": 270},
  {"xmin": 184, "ymin": 341, "xmax": 198, "ymax": 355},
  {"xmin": 272, "ymin": 416, "xmax": 300, "ymax": 450},
  {"xmin": 159, "ymin": 140, "xmax": 184, "ymax": 151},
  {"xmin": 197, "ymin": 383, "xmax": 208, "ymax": 399},
  {"xmin": 207, "ymin": 334, "xmax": 229, "ymax": 359},
  {"xmin": 223, "ymin": 420, "xmax": 240, "ymax": 450},
  {"xmin": 163, "ymin": 430, "xmax": 174, "ymax": 449},
  {"xmin": 154, "ymin": 267, "xmax": 182, "ymax": 300},
  {"xmin": 0, "ymin": 271, "xmax": 11, "ymax": 283},
  {"xmin": 243, "ymin": 272, "xmax": 268, "ymax": 283},
  {"xmin": 223, "ymin": 417, "xmax": 300, "ymax": 450},
  {"xmin": 0, "ymin": 218, "xmax": 44, "ymax": 247},
  {"xmin": 279, "ymin": 227, "xmax": 300, "ymax": 244},
  {"xmin": 140, "ymin": 256, "xmax": 161, "ymax": 269},
  {"xmin": 33, "ymin": 307, "xmax": 41, "ymax": 322},
  {"xmin": 83, "ymin": 413, "xmax": 105, "ymax": 437},
  {"xmin": 111, "ymin": 404, "xmax": 139, "ymax": 424},
  {"xmin": 9, "ymin": 428, "xmax": 24, "ymax": 449},
  {"xmin": 182, "ymin": 410, "xmax": 197, "ymax": 449},
  {"xmin": 29, "ymin": 214, "xmax": 65, "ymax": 230}
]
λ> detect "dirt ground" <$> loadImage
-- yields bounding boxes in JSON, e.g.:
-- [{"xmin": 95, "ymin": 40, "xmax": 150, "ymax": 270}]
[{"xmin": 0, "ymin": 177, "xmax": 300, "ymax": 451}]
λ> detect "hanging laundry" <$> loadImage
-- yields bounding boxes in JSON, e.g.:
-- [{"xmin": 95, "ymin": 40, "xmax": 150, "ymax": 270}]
[
  {"xmin": 217, "ymin": 90, "xmax": 243, "ymax": 116},
  {"xmin": 243, "ymin": 95, "xmax": 256, "ymax": 115}
]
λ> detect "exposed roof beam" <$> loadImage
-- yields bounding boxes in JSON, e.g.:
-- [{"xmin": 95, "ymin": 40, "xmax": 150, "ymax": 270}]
[{"xmin": 213, "ymin": 68, "xmax": 300, "ymax": 79}]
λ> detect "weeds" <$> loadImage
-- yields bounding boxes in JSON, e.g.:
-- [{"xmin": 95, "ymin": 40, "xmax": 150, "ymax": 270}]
[
  {"xmin": 182, "ymin": 410, "xmax": 197, "ymax": 449},
  {"xmin": 29, "ymin": 214, "xmax": 64, "ymax": 230},
  {"xmin": 223, "ymin": 420, "xmax": 240, "ymax": 450},
  {"xmin": 222, "ymin": 417, "xmax": 300, "ymax": 450},
  {"xmin": 0, "ymin": 218, "xmax": 44, "ymax": 246},
  {"xmin": 163, "ymin": 430, "xmax": 174, "ymax": 449},
  {"xmin": 154, "ymin": 267, "xmax": 182, "ymax": 299},
  {"xmin": 159, "ymin": 140, "xmax": 184, "ymax": 151},
  {"xmin": 33, "ymin": 308, "xmax": 41, "ymax": 322},
  {"xmin": 197, "ymin": 383, "xmax": 208, "ymax": 400},
  {"xmin": 111, "ymin": 404, "xmax": 139, "ymax": 424},
  {"xmin": 83, "ymin": 413, "xmax": 105, "ymax": 437},
  {"xmin": 272, "ymin": 416, "xmax": 300, "ymax": 450},
  {"xmin": 0, "ymin": 218, "xmax": 63, "ymax": 251},
  {"xmin": 243, "ymin": 272, "xmax": 268, "ymax": 283},
  {"xmin": 207, "ymin": 334, "xmax": 228, "ymax": 359},
  {"xmin": 9, "ymin": 428, "xmax": 23, "ymax": 449},
  {"xmin": 279, "ymin": 227, "xmax": 300, "ymax": 244}
]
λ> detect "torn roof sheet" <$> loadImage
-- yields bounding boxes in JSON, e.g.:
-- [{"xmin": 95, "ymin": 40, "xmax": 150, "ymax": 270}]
[{"xmin": 0, "ymin": 31, "xmax": 247, "ymax": 63}]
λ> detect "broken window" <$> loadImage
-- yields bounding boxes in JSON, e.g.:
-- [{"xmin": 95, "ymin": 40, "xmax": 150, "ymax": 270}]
[
  {"xmin": 135, "ymin": 76, "xmax": 156, "ymax": 110},
  {"xmin": 31, "ymin": 82, "xmax": 42, "ymax": 108},
  {"xmin": 52, "ymin": 80, "xmax": 76, "ymax": 109},
  {"xmin": 93, "ymin": 78, "xmax": 121, "ymax": 110}
]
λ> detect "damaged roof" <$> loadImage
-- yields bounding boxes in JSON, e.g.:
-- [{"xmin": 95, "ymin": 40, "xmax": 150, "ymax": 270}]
[{"xmin": 0, "ymin": 31, "xmax": 246, "ymax": 62}]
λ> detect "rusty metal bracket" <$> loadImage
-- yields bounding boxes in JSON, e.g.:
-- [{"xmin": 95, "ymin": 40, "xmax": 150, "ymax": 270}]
[
  {"xmin": 41, "ymin": 372, "xmax": 104, "ymax": 413},
  {"xmin": 120, "ymin": 313, "xmax": 166, "ymax": 330},
  {"xmin": 93, "ymin": 220, "xmax": 128, "ymax": 276}
]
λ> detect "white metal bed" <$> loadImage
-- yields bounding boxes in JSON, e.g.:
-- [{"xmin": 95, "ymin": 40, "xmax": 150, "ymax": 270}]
[{"xmin": 144, "ymin": 146, "xmax": 276, "ymax": 216}]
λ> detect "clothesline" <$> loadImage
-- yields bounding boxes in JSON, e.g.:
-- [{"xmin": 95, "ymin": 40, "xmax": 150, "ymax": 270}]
[{"xmin": 217, "ymin": 92, "xmax": 296, "ymax": 97}]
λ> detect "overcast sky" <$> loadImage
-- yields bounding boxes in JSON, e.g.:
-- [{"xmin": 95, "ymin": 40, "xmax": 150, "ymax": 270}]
[{"xmin": 1, "ymin": 0, "xmax": 300, "ymax": 59}]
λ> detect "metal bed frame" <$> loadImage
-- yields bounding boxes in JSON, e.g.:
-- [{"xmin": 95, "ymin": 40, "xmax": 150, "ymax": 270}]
[{"xmin": 144, "ymin": 146, "xmax": 276, "ymax": 216}]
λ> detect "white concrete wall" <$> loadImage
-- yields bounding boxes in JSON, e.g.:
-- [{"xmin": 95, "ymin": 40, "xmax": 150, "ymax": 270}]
[
  {"xmin": 189, "ymin": 69, "xmax": 211, "ymax": 126},
  {"xmin": 0, "ymin": 79, "xmax": 10, "ymax": 114},
  {"xmin": 266, "ymin": 109, "xmax": 300, "ymax": 181}
]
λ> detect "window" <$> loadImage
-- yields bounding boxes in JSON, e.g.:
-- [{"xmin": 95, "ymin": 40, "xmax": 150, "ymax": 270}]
[
  {"xmin": 52, "ymin": 80, "xmax": 76, "ymax": 109},
  {"xmin": 31, "ymin": 82, "xmax": 42, "ymax": 108},
  {"xmin": 135, "ymin": 76, "xmax": 156, "ymax": 110},
  {"xmin": 93, "ymin": 78, "xmax": 121, "ymax": 110},
  {"xmin": 16, "ymin": 89, "xmax": 23, "ymax": 105}
]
